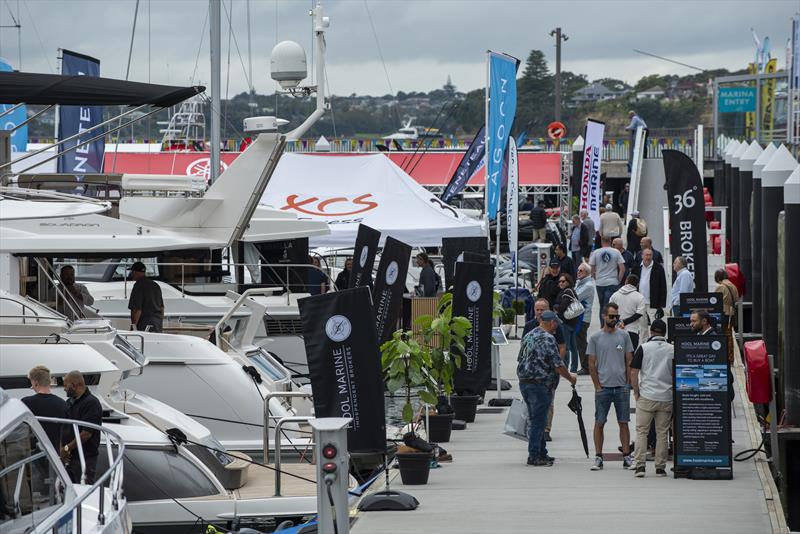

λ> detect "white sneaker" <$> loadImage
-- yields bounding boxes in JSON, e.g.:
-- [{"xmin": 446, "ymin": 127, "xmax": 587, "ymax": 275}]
[
  {"xmin": 590, "ymin": 456, "xmax": 604, "ymax": 471},
  {"xmin": 622, "ymin": 455, "xmax": 633, "ymax": 469}
]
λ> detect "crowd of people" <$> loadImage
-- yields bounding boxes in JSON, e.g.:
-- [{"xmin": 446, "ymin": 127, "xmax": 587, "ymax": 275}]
[{"xmin": 516, "ymin": 184, "xmax": 741, "ymax": 474}]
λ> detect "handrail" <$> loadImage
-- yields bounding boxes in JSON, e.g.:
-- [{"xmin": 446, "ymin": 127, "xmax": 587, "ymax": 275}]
[
  {"xmin": 31, "ymin": 416, "xmax": 125, "ymax": 533},
  {"xmin": 0, "ymin": 333, "xmax": 71, "ymax": 343},
  {"xmin": 0, "ymin": 185, "xmax": 112, "ymax": 209},
  {"xmin": 273, "ymin": 415, "xmax": 314, "ymax": 497},
  {"xmin": 214, "ymin": 287, "xmax": 279, "ymax": 350},
  {"xmin": 0, "ymin": 295, "xmax": 43, "ymax": 325},
  {"xmin": 262, "ymin": 391, "xmax": 314, "ymax": 463}
]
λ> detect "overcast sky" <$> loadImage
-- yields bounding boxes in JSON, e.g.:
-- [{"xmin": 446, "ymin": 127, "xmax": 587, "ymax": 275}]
[{"xmin": 2, "ymin": 0, "xmax": 797, "ymax": 97}]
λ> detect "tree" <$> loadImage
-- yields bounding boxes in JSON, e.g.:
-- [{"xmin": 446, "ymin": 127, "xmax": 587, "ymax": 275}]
[{"xmin": 515, "ymin": 49, "xmax": 554, "ymax": 137}]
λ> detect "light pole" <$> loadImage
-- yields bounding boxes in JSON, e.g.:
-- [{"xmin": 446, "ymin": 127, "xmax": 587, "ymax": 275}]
[{"xmin": 550, "ymin": 27, "xmax": 568, "ymax": 123}]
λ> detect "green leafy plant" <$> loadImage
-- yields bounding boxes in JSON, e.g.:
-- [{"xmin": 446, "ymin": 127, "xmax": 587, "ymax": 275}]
[
  {"xmin": 492, "ymin": 291, "xmax": 504, "ymax": 320},
  {"xmin": 380, "ymin": 330, "xmax": 438, "ymax": 426},
  {"xmin": 501, "ymin": 307, "xmax": 516, "ymax": 325},
  {"xmin": 511, "ymin": 299, "xmax": 526, "ymax": 316},
  {"xmin": 414, "ymin": 293, "xmax": 472, "ymax": 401}
]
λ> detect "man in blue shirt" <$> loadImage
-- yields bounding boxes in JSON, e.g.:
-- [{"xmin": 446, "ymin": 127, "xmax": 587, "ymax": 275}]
[
  {"xmin": 670, "ymin": 256, "xmax": 695, "ymax": 316},
  {"xmin": 517, "ymin": 311, "xmax": 577, "ymax": 466},
  {"xmin": 626, "ymin": 110, "xmax": 647, "ymax": 172}
]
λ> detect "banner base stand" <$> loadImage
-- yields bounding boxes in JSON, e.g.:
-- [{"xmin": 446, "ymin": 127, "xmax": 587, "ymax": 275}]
[
  {"xmin": 488, "ymin": 398, "xmax": 513, "ymax": 407},
  {"xmin": 451, "ymin": 419, "xmax": 467, "ymax": 430},
  {"xmin": 689, "ymin": 467, "xmax": 733, "ymax": 480},
  {"xmin": 488, "ymin": 378, "xmax": 512, "ymax": 391},
  {"xmin": 357, "ymin": 490, "xmax": 419, "ymax": 511}
]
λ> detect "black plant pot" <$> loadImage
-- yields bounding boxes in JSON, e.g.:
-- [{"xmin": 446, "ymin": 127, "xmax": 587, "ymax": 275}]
[
  {"xmin": 425, "ymin": 413, "xmax": 454, "ymax": 443},
  {"xmin": 451, "ymin": 394, "xmax": 480, "ymax": 423},
  {"xmin": 396, "ymin": 451, "xmax": 433, "ymax": 485}
]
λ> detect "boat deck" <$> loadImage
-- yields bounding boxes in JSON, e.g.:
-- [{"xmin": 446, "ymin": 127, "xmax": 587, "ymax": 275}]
[{"xmin": 352, "ymin": 337, "xmax": 786, "ymax": 534}]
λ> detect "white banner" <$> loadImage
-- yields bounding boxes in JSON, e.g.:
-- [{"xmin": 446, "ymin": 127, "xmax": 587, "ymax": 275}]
[
  {"xmin": 506, "ymin": 137, "xmax": 519, "ymax": 280},
  {"xmin": 579, "ymin": 119, "xmax": 605, "ymax": 228}
]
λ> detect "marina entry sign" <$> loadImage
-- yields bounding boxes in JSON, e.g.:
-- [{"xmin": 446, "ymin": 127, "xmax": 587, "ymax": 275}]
[
  {"xmin": 673, "ymin": 335, "xmax": 732, "ymax": 478},
  {"xmin": 718, "ymin": 87, "xmax": 757, "ymax": 113}
]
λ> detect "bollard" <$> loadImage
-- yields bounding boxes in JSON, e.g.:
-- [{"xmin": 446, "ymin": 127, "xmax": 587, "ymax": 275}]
[{"xmin": 311, "ymin": 417, "xmax": 351, "ymax": 534}]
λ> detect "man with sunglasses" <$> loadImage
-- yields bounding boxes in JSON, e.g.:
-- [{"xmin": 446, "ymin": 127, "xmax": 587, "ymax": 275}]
[{"xmin": 587, "ymin": 302, "xmax": 634, "ymax": 471}]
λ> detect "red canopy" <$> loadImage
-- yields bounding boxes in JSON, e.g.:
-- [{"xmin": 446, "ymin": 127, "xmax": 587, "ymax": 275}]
[{"xmin": 104, "ymin": 150, "xmax": 562, "ymax": 187}]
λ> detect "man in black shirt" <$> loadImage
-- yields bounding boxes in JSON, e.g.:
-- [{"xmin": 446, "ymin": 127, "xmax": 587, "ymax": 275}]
[
  {"xmin": 530, "ymin": 201, "xmax": 548, "ymax": 242},
  {"xmin": 128, "ymin": 261, "xmax": 164, "ymax": 332},
  {"xmin": 61, "ymin": 371, "xmax": 103, "ymax": 484},
  {"xmin": 536, "ymin": 260, "xmax": 562, "ymax": 308},
  {"xmin": 21, "ymin": 365, "xmax": 68, "ymax": 451}
]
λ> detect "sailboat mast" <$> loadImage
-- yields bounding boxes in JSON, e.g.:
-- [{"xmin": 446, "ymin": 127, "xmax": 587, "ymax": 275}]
[{"xmin": 209, "ymin": 0, "xmax": 221, "ymax": 185}]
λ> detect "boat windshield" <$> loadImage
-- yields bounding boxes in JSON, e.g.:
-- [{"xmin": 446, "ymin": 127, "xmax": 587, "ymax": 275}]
[{"xmin": 113, "ymin": 335, "xmax": 147, "ymax": 367}]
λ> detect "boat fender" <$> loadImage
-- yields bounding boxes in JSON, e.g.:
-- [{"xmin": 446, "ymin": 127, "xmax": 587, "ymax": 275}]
[{"xmin": 242, "ymin": 365, "xmax": 262, "ymax": 384}]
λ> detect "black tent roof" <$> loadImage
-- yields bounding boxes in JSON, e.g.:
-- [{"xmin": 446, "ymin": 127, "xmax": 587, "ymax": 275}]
[{"xmin": 0, "ymin": 72, "xmax": 205, "ymax": 107}]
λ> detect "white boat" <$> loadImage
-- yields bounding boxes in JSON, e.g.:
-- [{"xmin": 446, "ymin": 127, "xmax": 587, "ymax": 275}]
[{"xmin": 0, "ymin": 388, "xmax": 130, "ymax": 534}]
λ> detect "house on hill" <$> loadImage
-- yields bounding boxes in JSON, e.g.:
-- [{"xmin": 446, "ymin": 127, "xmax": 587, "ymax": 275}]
[
  {"xmin": 636, "ymin": 86, "xmax": 666, "ymax": 101},
  {"xmin": 570, "ymin": 82, "xmax": 629, "ymax": 106}
]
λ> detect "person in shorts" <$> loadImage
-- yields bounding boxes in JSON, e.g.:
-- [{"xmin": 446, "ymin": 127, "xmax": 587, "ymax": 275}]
[{"xmin": 587, "ymin": 302, "xmax": 634, "ymax": 471}]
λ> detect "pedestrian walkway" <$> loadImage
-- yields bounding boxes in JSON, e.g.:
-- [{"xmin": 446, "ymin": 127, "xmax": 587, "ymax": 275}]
[{"xmin": 352, "ymin": 339, "xmax": 781, "ymax": 534}]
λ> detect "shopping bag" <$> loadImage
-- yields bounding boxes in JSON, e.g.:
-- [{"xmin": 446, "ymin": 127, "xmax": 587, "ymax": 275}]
[{"xmin": 503, "ymin": 398, "xmax": 529, "ymax": 441}]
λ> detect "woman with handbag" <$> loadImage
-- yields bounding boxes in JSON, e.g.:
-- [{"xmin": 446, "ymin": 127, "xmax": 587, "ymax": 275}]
[{"xmin": 554, "ymin": 273, "xmax": 583, "ymax": 373}]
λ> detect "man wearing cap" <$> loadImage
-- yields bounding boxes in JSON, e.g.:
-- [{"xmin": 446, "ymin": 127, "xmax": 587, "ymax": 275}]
[
  {"xmin": 128, "ymin": 262, "xmax": 165, "ymax": 333},
  {"xmin": 536, "ymin": 260, "xmax": 562, "ymax": 308},
  {"xmin": 630, "ymin": 319, "xmax": 673, "ymax": 477},
  {"xmin": 599, "ymin": 203, "xmax": 624, "ymax": 241},
  {"xmin": 517, "ymin": 310, "xmax": 577, "ymax": 466},
  {"xmin": 626, "ymin": 210, "xmax": 646, "ymax": 254}
]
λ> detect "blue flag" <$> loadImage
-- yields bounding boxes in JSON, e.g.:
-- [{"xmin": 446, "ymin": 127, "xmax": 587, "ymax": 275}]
[
  {"xmin": 0, "ymin": 59, "xmax": 27, "ymax": 153},
  {"xmin": 441, "ymin": 126, "xmax": 485, "ymax": 203},
  {"xmin": 58, "ymin": 50, "xmax": 104, "ymax": 175},
  {"xmin": 486, "ymin": 52, "xmax": 518, "ymax": 221}
]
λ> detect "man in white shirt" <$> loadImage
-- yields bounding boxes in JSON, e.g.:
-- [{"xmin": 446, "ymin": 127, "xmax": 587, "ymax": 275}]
[
  {"xmin": 670, "ymin": 256, "xmax": 695, "ymax": 316},
  {"xmin": 632, "ymin": 248, "xmax": 667, "ymax": 322},
  {"xmin": 630, "ymin": 319, "xmax": 672, "ymax": 477}
]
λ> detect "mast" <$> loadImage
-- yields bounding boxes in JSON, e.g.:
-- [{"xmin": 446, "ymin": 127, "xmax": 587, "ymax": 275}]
[{"xmin": 209, "ymin": 0, "xmax": 221, "ymax": 184}]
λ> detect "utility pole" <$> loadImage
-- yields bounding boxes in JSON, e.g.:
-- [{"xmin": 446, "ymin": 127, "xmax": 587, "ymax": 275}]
[
  {"xmin": 550, "ymin": 27, "xmax": 568, "ymax": 122},
  {"xmin": 210, "ymin": 0, "xmax": 221, "ymax": 185}
]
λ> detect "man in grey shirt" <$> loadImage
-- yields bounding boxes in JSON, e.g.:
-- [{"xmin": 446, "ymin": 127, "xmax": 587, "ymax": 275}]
[
  {"xmin": 589, "ymin": 236, "xmax": 625, "ymax": 322},
  {"xmin": 587, "ymin": 302, "xmax": 634, "ymax": 471},
  {"xmin": 57, "ymin": 265, "xmax": 94, "ymax": 321}
]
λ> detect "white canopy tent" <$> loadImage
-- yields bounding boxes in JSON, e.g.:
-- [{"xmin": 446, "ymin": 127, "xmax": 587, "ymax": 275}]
[{"xmin": 260, "ymin": 153, "xmax": 485, "ymax": 247}]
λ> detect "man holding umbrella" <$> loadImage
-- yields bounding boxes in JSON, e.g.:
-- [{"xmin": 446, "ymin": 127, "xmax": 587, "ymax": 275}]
[
  {"xmin": 517, "ymin": 310, "xmax": 577, "ymax": 466},
  {"xmin": 630, "ymin": 319, "xmax": 673, "ymax": 478}
]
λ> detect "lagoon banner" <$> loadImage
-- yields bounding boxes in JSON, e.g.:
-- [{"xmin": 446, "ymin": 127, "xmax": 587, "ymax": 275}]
[
  {"xmin": 298, "ymin": 286, "xmax": 385, "ymax": 452},
  {"xmin": 486, "ymin": 51, "xmax": 519, "ymax": 221},
  {"xmin": 663, "ymin": 149, "xmax": 708, "ymax": 291},
  {"xmin": 373, "ymin": 236, "xmax": 412, "ymax": 346},
  {"xmin": 579, "ymin": 119, "xmax": 605, "ymax": 228},
  {"xmin": 452, "ymin": 261, "xmax": 494, "ymax": 394},
  {"xmin": 441, "ymin": 126, "xmax": 486, "ymax": 203},
  {"xmin": 349, "ymin": 224, "xmax": 381, "ymax": 288},
  {"xmin": 57, "ymin": 50, "xmax": 104, "ymax": 175}
]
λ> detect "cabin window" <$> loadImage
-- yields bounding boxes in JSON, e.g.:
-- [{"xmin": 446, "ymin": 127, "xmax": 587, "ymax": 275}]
[{"xmin": 0, "ymin": 422, "xmax": 66, "ymax": 528}]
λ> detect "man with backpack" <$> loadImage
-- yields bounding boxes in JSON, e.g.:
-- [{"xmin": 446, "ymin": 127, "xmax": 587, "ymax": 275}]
[{"xmin": 627, "ymin": 211, "xmax": 647, "ymax": 254}]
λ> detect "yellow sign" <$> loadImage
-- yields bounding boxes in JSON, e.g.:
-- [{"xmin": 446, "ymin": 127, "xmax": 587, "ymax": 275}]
[{"xmin": 761, "ymin": 58, "xmax": 777, "ymax": 140}]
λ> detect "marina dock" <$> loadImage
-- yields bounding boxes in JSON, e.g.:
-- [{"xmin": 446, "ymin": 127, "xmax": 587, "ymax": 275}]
[{"xmin": 353, "ymin": 338, "xmax": 787, "ymax": 534}]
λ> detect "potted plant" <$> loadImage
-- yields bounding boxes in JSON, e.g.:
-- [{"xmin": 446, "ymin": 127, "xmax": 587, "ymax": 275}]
[
  {"xmin": 414, "ymin": 293, "xmax": 472, "ymax": 442},
  {"xmin": 500, "ymin": 307, "xmax": 515, "ymax": 336},
  {"xmin": 380, "ymin": 330, "xmax": 438, "ymax": 484}
]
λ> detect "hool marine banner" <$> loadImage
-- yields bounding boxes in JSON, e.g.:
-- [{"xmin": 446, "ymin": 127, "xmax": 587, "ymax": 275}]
[
  {"xmin": 441, "ymin": 237, "xmax": 490, "ymax": 291},
  {"xmin": 58, "ymin": 50, "xmax": 104, "ymax": 174},
  {"xmin": 452, "ymin": 261, "xmax": 494, "ymax": 394},
  {"xmin": 373, "ymin": 236, "xmax": 412, "ymax": 346},
  {"xmin": 349, "ymin": 224, "xmax": 381, "ymax": 288},
  {"xmin": 298, "ymin": 286, "xmax": 385, "ymax": 452},
  {"xmin": 663, "ymin": 149, "xmax": 708, "ymax": 291}
]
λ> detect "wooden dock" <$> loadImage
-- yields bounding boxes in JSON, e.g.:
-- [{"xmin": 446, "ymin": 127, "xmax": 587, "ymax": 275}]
[{"xmin": 352, "ymin": 338, "xmax": 787, "ymax": 534}]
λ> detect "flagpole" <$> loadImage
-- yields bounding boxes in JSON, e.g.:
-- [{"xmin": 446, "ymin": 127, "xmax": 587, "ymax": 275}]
[{"xmin": 484, "ymin": 51, "xmax": 491, "ymax": 255}]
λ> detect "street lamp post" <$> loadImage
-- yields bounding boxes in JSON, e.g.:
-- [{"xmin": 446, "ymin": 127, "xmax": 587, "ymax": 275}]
[{"xmin": 550, "ymin": 27, "xmax": 569, "ymax": 123}]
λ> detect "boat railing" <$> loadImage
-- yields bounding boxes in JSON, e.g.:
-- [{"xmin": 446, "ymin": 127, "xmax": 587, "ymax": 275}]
[
  {"xmin": 24, "ymin": 416, "xmax": 126, "ymax": 534},
  {"xmin": 51, "ymin": 259, "xmax": 338, "ymax": 303}
]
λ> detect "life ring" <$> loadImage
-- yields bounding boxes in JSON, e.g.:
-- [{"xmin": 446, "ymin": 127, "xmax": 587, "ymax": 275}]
[{"xmin": 547, "ymin": 121, "xmax": 566, "ymax": 140}]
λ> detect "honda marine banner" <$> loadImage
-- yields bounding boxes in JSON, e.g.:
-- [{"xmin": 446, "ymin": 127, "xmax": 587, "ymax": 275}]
[
  {"xmin": 486, "ymin": 51, "xmax": 519, "ymax": 221},
  {"xmin": 373, "ymin": 236, "xmax": 412, "ymax": 346},
  {"xmin": 506, "ymin": 137, "xmax": 519, "ymax": 277},
  {"xmin": 579, "ymin": 119, "xmax": 605, "ymax": 228},
  {"xmin": 663, "ymin": 149, "xmax": 708, "ymax": 292},
  {"xmin": 58, "ymin": 50, "xmax": 104, "ymax": 174},
  {"xmin": 441, "ymin": 126, "xmax": 486, "ymax": 203},
  {"xmin": 349, "ymin": 224, "xmax": 381, "ymax": 288},
  {"xmin": 452, "ymin": 261, "xmax": 494, "ymax": 394},
  {"xmin": 298, "ymin": 287, "xmax": 385, "ymax": 452}
]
